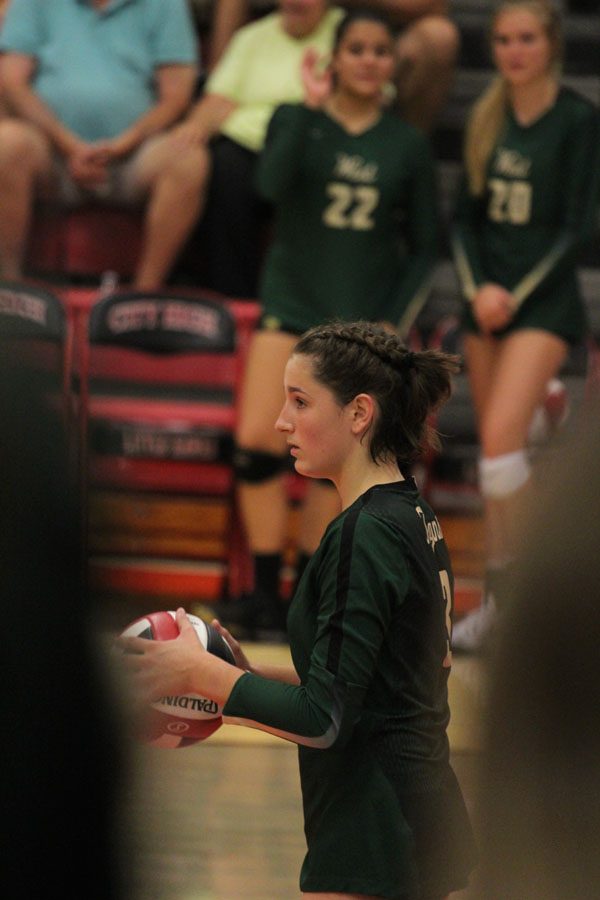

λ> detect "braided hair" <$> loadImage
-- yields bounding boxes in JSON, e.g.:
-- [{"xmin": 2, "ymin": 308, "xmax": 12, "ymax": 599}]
[{"xmin": 293, "ymin": 321, "xmax": 460, "ymax": 468}]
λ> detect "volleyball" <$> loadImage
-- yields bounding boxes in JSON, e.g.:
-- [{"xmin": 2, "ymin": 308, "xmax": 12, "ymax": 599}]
[{"xmin": 121, "ymin": 610, "xmax": 235, "ymax": 748}]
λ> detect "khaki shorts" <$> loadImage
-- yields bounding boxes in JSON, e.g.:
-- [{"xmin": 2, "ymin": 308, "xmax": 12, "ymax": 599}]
[{"xmin": 40, "ymin": 134, "xmax": 163, "ymax": 208}]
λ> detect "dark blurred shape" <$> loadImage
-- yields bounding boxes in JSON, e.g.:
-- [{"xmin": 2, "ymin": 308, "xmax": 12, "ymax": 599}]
[
  {"xmin": 478, "ymin": 395, "xmax": 600, "ymax": 899},
  {"xmin": 0, "ymin": 315, "xmax": 127, "ymax": 899}
]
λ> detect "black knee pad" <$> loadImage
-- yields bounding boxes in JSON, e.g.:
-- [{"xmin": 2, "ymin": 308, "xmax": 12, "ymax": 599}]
[{"xmin": 233, "ymin": 447, "xmax": 286, "ymax": 483}]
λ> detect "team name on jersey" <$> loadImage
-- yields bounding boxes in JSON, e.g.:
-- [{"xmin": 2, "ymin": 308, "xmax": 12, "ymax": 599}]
[
  {"xmin": 333, "ymin": 152, "xmax": 378, "ymax": 184},
  {"xmin": 415, "ymin": 506, "xmax": 444, "ymax": 550},
  {"xmin": 493, "ymin": 147, "xmax": 531, "ymax": 179}
]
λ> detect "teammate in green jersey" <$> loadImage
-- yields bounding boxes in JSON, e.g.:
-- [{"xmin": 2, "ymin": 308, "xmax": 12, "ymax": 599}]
[
  {"xmin": 450, "ymin": 0, "xmax": 600, "ymax": 653},
  {"xmin": 121, "ymin": 319, "xmax": 476, "ymax": 899},
  {"xmin": 226, "ymin": 9, "xmax": 438, "ymax": 639}
]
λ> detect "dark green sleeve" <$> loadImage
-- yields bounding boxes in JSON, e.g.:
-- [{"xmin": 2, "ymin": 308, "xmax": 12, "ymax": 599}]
[
  {"xmin": 394, "ymin": 133, "xmax": 439, "ymax": 330},
  {"xmin": 254, "ymin": 103, "xmax": 314, "ymax": 203},
  {"xmin": 450, "ymin": 175, "xmax": 488, "ymax": 303},
  {"xmin": 223, "ymin": 514, "xmax": 410, "ymax": 749},
  {"xmin": 511, "ymin": 104, "xmax": 600, "ymax": 307}
]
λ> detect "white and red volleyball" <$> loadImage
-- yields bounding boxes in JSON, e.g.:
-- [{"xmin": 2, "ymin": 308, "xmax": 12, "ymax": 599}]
[{"xmin": 120, "ymin": 610, "xmax": 235, "ymax": 749}]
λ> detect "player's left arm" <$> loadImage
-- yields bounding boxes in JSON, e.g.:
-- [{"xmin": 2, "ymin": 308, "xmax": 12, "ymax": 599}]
[{"xmin": 510, "ymin": 104, "xmax": 600, "ymax": 312}]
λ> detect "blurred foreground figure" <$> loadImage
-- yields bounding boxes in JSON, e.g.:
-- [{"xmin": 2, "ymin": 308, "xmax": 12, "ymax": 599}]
[
  {"xmin": 0, "ymin": 337, "xmax": 128, "ymax": 899},
  {"xmin": 479, "ymin": 397, "xmax": 600, "ymax": 899}
]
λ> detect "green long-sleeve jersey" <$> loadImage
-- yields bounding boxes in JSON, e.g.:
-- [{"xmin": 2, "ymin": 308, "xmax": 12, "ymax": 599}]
[
  {"xmin": 223, "ymin": 479, "xmax": 454, "ymax": 789},
  {"xmin": 255, "ymin": 104, "xmax": 438, "ymax": 334},
  {"xmin": 452, "ymin": 88, "xmax": 599, "ymax": 313}
]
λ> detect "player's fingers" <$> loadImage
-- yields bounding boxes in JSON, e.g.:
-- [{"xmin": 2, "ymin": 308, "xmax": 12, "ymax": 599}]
[
  {"xmin": 211, "ymin": 618, "xmax": 238, "ymax": 647},
  {"xmin": 175, "ymin": 607, "xmax": 194, "ymax": 635}
]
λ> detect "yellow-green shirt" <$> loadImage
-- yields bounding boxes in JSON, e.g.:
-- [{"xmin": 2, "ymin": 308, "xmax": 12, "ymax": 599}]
[{"xmin": 206, "ymin": 7, "xmax": 343, "ymax": 152}]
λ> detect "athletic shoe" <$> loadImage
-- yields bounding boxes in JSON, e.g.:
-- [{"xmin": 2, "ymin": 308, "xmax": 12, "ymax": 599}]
[
  {"xmin": 528, "ymin": 378, "xmax": 569, "ymax": 444},
  {"xmin": 210, "ymin": 591, "xmax": 288, "ymax": 643},
  {"xmin": 452, "ymin": 595, "xmax": 498, "ymax": 654}
]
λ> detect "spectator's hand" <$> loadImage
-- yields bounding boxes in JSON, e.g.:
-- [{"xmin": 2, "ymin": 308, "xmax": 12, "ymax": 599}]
[
  {"xmin": 67, "ymin": 142, "xmax": 109, "ymax": 187},
  {"xmin": 472, "ymin": 283, "xmax": 515, "ymax": 334},
  {"xmin": 301, "ymin": 48, "xmax": 333, "ymax": 109},
  {"xmin": 92, "ymin": 132, "xmax": 139, "ymax": 163}
]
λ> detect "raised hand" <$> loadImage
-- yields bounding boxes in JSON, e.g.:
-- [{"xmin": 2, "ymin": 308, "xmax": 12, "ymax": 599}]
[{"xmin": 301, "ymin": 47, "xmax": 333, "ymax": 109}]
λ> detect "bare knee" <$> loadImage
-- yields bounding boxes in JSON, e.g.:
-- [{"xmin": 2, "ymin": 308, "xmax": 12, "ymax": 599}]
[
  {"xmin": 0, "ymin": 118, "xmax": 48, "ymax": 173},
  {"xmin": 152, "ymin": 143, "xmax": 211, "ymax": 198}
]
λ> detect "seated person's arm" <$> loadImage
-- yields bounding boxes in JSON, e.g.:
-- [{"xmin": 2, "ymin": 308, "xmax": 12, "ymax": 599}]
[
  {"xmin": 169, "ymin": 92, "xmax": 238, "ymax": 148},
  {"xmin": 96, "ymin": 62, "xmax": 198, "ymax": 161},
  {"xmin": 1, "ymin": 52, "xmax": 81, "ymax": 156},
  {"xmin": 207, "ymin": 0, "xmax": 250, "ymax": 72}
]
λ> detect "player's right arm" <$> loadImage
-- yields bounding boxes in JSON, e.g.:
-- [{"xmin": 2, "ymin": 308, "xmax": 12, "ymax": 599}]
[{"xmin": 255, "ymin": 104, "xmax": 313, "ymax": 203}]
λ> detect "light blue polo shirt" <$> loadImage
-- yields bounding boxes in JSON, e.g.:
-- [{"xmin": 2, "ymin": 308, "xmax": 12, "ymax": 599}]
[{"xmin": 0, "ymin": 0, "xmax": 199, "ymax": 141}]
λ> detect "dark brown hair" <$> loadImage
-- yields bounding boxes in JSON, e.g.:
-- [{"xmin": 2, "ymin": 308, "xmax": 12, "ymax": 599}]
[{"xmin": 293, "ymin": 321, "xmax": 460, "ymax": 467}]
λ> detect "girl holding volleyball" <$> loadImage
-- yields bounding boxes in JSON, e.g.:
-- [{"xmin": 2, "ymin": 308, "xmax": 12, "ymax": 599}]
[
  {"xmin": 223, "ymin": 8, "xmax": 438, "ymax": 640},
  {"xmin": 122, "ymin": 320, "xmax": 477, "ymax": 900}
]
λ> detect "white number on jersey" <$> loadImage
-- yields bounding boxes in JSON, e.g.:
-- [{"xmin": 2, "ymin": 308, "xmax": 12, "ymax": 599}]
[
  {"xmin": 439, "ymin": 568, "xmax": 452, "ymax": 669},
  {"xmin": 323, "ymin": 183, "xmax": 379, "ymax": 231},
  {"xmin": 488, "ymin": 178, "xmax": 532, "ymax": 225}
]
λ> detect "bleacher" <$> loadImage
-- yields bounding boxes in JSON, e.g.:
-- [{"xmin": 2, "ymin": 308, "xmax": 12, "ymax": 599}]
[{"xmin": 12, "ymin": 0, "xmax": 600, "ymax": 622}]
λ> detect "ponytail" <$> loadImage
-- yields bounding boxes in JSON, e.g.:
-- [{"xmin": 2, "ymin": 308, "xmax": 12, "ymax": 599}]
[{"xmin": 294, "ymin": 321, "xmax": 460, "ymax": 467}]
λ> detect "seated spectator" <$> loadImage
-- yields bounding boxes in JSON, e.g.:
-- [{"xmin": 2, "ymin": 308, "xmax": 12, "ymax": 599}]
[
  {"xmin": 207, "ymin": 0, "xmax": 460, "ymax": 133},
  {"xmin": 172, "ymin": 0, "xmax": 343, "ymax": 299},
  {"xmin": 0, "ymin": 0, "xmax": 204, "ymax": 291}
]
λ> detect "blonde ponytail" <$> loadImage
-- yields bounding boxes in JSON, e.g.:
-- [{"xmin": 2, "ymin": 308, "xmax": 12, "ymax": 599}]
[
  {"xmin": 464, "ymin": 0, "xmax": 564, "ymax": 197},
  {"xmin": 464, "ymin": 76, "xmax": 508, "ymax": 196}
]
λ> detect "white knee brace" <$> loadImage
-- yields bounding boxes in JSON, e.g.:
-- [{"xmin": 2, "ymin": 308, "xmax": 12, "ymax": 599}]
[{"xmin": 479, "ymin": 450, "xmax": 531, "ymax": 499}]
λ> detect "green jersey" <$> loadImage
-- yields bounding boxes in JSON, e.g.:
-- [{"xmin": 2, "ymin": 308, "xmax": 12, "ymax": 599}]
[
  {"xmin": 255, "ymin": 104, "xmax": 438, "ymax": 335},
  {"xmin": 224, "ymin": 479, "xmax": 475, "ymax": 897},
  {"xmin": 452, "ymin": 88, "xmax": 600, "ymax": 342}
]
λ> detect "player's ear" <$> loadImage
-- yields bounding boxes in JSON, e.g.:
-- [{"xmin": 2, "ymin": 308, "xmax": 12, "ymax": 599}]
[{"xmin": 349, "ymin": 392, "xmax": 375, "ymax": 437}]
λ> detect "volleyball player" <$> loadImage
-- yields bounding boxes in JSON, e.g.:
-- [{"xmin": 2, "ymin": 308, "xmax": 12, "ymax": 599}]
[
  {"xmin": 225, "ymin": 9, "xmax": 438, "ymax": 639},
  {"xmin": 121, "ymin": 320, "xmax": 477, "ymax": 900},
  {"xmin": 450, "ymin": 0, "xmax": 600, "ymax": 652}
]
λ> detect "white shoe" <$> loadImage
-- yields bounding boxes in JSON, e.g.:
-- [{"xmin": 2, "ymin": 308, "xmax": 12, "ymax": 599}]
[
  {"xmin": 528, "ymin": 378, "xmax": 569, "ymax": 444},
  {"xmin": 452, "ymin": 596, "xmax": 498, "ymax": 654}
]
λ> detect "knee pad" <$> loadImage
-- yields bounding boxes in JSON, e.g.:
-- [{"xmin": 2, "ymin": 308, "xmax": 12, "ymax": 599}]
[
  {"xmin": 233, "ymin": 447, "xmax": 286, "ymax": 484},
  {"xmin": 479, "ymin": 450, "xmax": 531, "ymax": 500}
]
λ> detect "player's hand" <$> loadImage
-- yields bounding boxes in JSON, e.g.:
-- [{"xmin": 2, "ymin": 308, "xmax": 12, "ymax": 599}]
[
  {"xmin": 301, "ymin": 48, "xmax": 333, "ymax": 109},
  {"xmin": 472, "ymin": 283, "xmax": 515, "ymax": 333},
  {"xmin": 118, "ymin": 608, "xmax": 207, "ymax": 702},
  {"xmin": 210, "ymin": 619, "xmax": 253, "ymax": 672}
]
